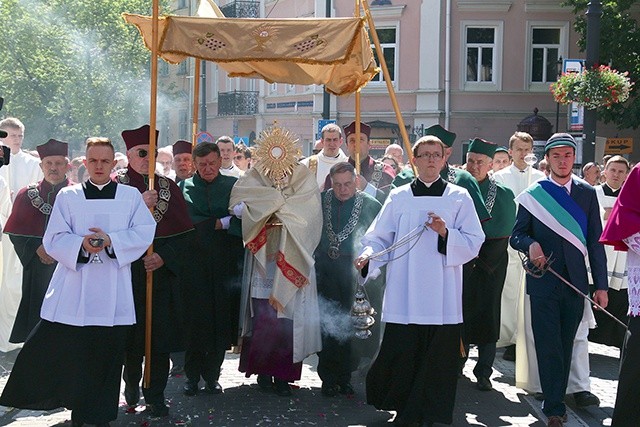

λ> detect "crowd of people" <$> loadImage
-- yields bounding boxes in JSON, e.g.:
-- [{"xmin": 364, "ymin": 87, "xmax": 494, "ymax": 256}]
[{"xmin": 0, "ymin": 116, "xmax": 638, "ymax": 427}]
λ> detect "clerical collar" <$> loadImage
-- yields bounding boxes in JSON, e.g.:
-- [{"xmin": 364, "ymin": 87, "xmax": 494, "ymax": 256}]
[
  {"xmin": 88, "ymin": 179, "xmax": 111, "ymax": 190},
  {"xmin": 516, "ymin": 164, "xmax": 528, "ymax": 173},
  {"xmin": 321, "ymin": 151, "xmax": 341, "ymax": 159},
  {"xmin": 418, "ymin": 176, "xmax": 440, "ymax": 188},
  {"xmin": 222, "ymin": 164, "xmax": 235, "ymax": 171},
  {"xmin": 603, "ymin": 182, "xmax": 621, "ymax": 196}
]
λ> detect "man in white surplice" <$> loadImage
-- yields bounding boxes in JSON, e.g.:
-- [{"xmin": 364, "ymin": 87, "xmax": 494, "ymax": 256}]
[
  {"xmin": 300, "ymin": 123, "xmax": 348, "ymax": 190},
  {"xmin": 355, "ymin": 135, "xmax": 484, "ymax": 426},
  {"xmin": 0, "ymin": 117, "xmax": 43, "ymax": 352},
  {"xmin": 0, "ymin": 137, "xmax": 156, "ymax": 426}
]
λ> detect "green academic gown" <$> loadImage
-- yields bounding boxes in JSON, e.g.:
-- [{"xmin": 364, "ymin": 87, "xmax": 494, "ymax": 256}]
[
  {"xmin": 315, "ymin": 189, "xmax": 382, "ymax": 385},
  {"xmin": 179, "ymin": 172, "xmax": 243, "ymax": 353},
  {"xmin": 463, "ymin": 178, "xmax": 515, "ymax": 344}
]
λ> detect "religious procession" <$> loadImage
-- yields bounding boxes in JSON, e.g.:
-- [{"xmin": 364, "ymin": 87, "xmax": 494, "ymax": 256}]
[
  {"xmin": 1, "ymin": 0, "xmax": 640, "ymax": 426},
  {"xmin": 0, "ymin": 114, "xmax": 638, "ymax": 427}
]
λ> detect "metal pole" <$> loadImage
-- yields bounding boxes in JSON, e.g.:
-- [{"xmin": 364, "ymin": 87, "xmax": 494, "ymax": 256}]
[
  {"xmin": 192, "ymin": 59, "xmax": 201, "ymax": 147},
  {"xmin": 322, "ymin": 0, "xmax": 331, "ymax": 120},
  {"xmin": 582, "ymin": 0, "xmax": 602, "ymax": 164},
  {"xmin": 201, "ymin": 61, "xmax": 207, "ymax": 132},
  {"xmin": 555, "ymin": 56, "xmax": 563, "ymax": 132}
]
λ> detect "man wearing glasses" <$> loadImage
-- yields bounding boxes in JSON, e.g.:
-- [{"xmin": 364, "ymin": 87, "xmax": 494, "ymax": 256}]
[
  {"xmin": 356, "ymin": 135, "xmax": 484, "ymax": 426},
  {"xmin": 117, "ymin": 125, "xmax": 194, "ymax": 417}
]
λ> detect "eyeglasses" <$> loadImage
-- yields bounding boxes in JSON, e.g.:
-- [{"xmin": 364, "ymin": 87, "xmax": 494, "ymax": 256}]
[
  {"xmin": 414, "ymin": 152, "xmax": 443, "ymax": 160},
  {"xmin": 135, "ymin": 149, "xmax": 158, "ymax": 158},
  {"xmin": 234, "ymin": 155, "xmax": 245, "ymax": 160}
]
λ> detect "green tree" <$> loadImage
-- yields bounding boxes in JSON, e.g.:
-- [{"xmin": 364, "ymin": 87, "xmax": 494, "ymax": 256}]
[
  {"xmin": 0, "ymin": 0, "xmax": 173, "ymax": 155},
  {"xmin": 564, "ymin": 0, "xmax": 639, "ymax": 129}
]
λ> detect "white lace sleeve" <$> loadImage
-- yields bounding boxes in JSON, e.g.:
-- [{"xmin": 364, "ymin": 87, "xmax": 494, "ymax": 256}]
[{"xmin": 623, "ymin": 231, "xmax": 640, "ymax": 256}]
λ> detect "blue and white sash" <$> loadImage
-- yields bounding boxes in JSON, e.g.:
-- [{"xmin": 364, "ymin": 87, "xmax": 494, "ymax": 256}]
[{"xmin": 516, "ymin": 180, "xmax": 588, "ymax": 257}]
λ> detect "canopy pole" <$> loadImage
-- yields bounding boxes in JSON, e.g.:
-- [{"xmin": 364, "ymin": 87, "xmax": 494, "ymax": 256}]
[
  {"xmin": 355, "ymin": 90, "xmax": 361, "ymax": 175},
  {"xmin": 361, "ymin": 0, "xmax": 417, "ymax": 176},
  {"xmin": 191, "ymin": 59, "xmax": 201, "ymax": 147},
  {"xmin": 143, "ymin": 0, "xmax": 160, "ymax": 389}
]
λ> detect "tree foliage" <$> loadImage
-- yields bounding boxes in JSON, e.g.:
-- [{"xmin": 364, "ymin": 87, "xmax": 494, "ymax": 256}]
[
  {"xmin": 564, "ymin": 0, "xmax": 640, "ymax": 129},
  {"xmin": 0, "ymin": 0, "xmax": 173, "ymax": 154}
]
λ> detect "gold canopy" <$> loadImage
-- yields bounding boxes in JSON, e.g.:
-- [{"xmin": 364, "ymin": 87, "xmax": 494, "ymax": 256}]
[{"xmin": 123, "ymin": 12, "xmax": 379, "ymax": 96}]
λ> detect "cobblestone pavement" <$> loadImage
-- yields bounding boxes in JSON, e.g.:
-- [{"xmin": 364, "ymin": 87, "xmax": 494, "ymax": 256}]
[{"xmin": 0, "ymin": 343, "xmax": 620, "ymax": 426}]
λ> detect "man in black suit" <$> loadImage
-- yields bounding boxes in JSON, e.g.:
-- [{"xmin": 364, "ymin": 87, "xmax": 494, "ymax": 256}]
[{"xmin": 510, "ymin": 133, "xmax": 608, "ymax": 427}]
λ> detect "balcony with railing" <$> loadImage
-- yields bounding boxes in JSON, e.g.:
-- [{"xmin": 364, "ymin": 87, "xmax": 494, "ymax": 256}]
[
  {"xmin": 218, "ymin": 91, "xmax": 259, "ymax": 116},
  {"xmin": 220, "ymin": 1, "xmax": 259, "ymax": 18}
]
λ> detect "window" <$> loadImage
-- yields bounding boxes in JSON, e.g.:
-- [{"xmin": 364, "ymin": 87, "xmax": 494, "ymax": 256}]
[
  {"xmin": 178, "ymin": 109, "xmax": 188, "ymax": 140},
  {"xmin": 527, "ymin": 22, "xmax": 568, "ymax": 90},
  {"xmin": 370, "ymin": 27, "xmax": 397, "ymax": 83},
  {"xmin": 461, "ymin": 21, "xmax": 503, "ymax": 91},
  {"xmin": 466, "ymin": 28, "xmax": 494, "ymax": 83},
  {"xmin": 531, "ymin": 29, "xmax": 560, "ymax": 83},
  {"xmin": 270, "ymin": 82, "xmax": 278, "ymax": 94}
]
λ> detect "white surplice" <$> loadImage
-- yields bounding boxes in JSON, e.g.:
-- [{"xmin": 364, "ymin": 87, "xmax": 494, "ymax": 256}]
[
  {"xmin": 360, "ymin": 184, "xmax": 484, "ymax": 325},
  {"xmin": 300, "ymin": 149, "xmax": 348, "ymax": 190},
  {"xmin": 41, "ymin": 184, "xmax": 156, "ymax": 327},
  {"xmin": 0, "ymin": 151, "xmax": 42, "ymax": 352},
  {"xmin": 596, "ymin": 185, "xmax": 627, "ymax": 290}
]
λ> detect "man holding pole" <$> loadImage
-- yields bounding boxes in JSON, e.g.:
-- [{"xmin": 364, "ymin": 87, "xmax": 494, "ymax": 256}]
[
  {"xmin": 510, "ymin": 133, "xmax": 607, "ymax": 427},
  {"xmin": 0, "ymin": 137, "xmax": 156, "ymax": 426},
  {"xmin": 117, "ymin": 125, "xmax": 194, "ymax": 417}
]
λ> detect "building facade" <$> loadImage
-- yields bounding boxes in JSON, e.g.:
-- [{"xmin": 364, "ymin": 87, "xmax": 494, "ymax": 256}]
[{"xmin": 157, "ymin": 0, "xmax": 639, "ymax": 164}]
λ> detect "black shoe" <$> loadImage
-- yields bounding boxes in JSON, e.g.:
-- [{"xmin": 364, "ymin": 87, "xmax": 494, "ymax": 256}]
[
  {"xmin": 502, "ymin": 344, "xmax": 516, "ymax": 361},
  {"xmin": 124, "ymin": 383, "xmax": 140, "ymax": 407},
  {"xmin": 202, "ymin": 381, "xmax": 223, "ymax": 394},
  {"xmin": 476, "ymin": 377, "xmax": 493, "ymax": 391},
  {"xmin": 573, "ymin": 391, "xmax": 600, "ymax": 407},
  {"xmin": 534, "ymin": 392, "xmax": 545, "ymax": 401},
  {"xmin": 274, "ymin": 379, "xmax": 292, "ymax": 397},
  {"xmin": 146, "ymin": 402, "xmax": 169, "ymax": 417},
  {"xmin": 321, "ymin": 383, "xmax": 339, "ymax": 397},
  {"xmin": 257, "ymin": 374, "xmax": 273, "ymax": 391},
  {"xmin": 339, "ymin": 383, "xmax": 355, "ymax": 395},
  {"xmin": 183, "ymin": 381, "xmax": 199, "ymax": 396}
]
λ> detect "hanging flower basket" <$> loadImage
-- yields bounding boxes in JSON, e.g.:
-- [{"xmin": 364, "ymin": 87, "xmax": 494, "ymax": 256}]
[{"xmin": 550, "ymin": 65, "xmax": 633, "ymax": 110}]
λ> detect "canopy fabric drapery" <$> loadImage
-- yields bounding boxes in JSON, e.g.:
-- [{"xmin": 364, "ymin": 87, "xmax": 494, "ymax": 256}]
[{"xmin": 123, "ymin": 12, "xmax": 379, "ymax": 96}]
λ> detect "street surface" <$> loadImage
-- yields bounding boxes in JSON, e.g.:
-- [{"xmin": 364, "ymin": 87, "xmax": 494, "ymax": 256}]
[{"xmin": 0, "ymin": 344, "xmax": 620, "ymax": 426}]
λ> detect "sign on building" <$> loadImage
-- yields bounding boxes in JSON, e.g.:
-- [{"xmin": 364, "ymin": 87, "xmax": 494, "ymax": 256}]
[
  {"xmin": 316, "ymin": 119, "xmax": 336, "ymax": 140},
  {"xmin": 563, "ymin": 59, "xmax": 585, "ymax": 132},
  {"xmin": 605, "ymin": 138, "xmax": 633, "ymax": 154}
]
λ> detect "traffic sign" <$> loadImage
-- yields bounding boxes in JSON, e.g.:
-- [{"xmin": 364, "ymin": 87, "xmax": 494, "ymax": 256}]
[
  {"xmin": 196, "ymin": 131, "xmax": 214, "ymax": 143},
  {"xmin": 605, "ymin": 138, "xmax": 633, "ymax": 154},
  {"xmin": 317, "ymin": 119, "xmax": 336, "ymax": 139}
]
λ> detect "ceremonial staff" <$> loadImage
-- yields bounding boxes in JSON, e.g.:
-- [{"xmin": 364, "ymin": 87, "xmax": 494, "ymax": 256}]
[
  {"xmin": 143, "ymin": 0, "xmax": 160, "ymax": 388},
  {"xmin": 520, "ymin": 253, "xmax": 631, "ymax": 340}
]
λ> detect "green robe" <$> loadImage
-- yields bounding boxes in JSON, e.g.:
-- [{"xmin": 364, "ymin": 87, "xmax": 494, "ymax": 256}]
[
  {"xmin": 462, "ymin": 176, "xmax": 515, "ymax": 345},
  {"xmin": 315, "ymin": 190, "xmax": 383, "ymax": 381},
  {"xmin": 179, "ymin": 172, "xmax": 243, "ymax": 352},
  {"xmin": 478, "ymin": 178, "xmax": 516, "ymax": 239}
]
